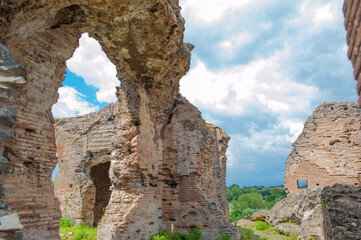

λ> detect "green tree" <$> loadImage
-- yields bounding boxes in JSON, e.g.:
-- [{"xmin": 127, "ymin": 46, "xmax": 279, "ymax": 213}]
[
  {"xmin": 227, "ymin": 186, "xmax": 243, "ymax": 202},
  {"xmin": 227, "ymin": 185, "xmax": 287, "ymax": 222},
  {"xmin": 238, "ymin": 192, "xmax": 265, "ymax": 209}
]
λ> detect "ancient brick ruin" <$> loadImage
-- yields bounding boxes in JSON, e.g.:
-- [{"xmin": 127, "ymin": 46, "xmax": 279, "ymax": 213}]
[
  {"xmin": 344, "ymin": 0, "xmax": 361, "ymax": 105},
  {"xmin": 1, "ymin": 0, "xmax": 361, "ymax": 239},
  {"xmin": 284, "ymin": 102, "xmax": 361, "ymax": 194},
  {"xmin": 54, "ymin": 98, "xmax": 235, "ymax": 239},
  {"xmin": 0, "ymin": 0, "xmax": 237, "ymax": 239}
]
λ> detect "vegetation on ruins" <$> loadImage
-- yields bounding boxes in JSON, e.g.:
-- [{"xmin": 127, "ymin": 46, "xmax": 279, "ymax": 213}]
[
  {"xmin": 148, "ymin": 227, "xmax": 235, "ymax": 240},
  {"xmin": 59, "ymin": 218, "xmax": 97, "ymax": 240},
  {"xmin": 227, "ymin": 185, "xmax": 287, "ymax": 221},
  {"xmin": 148, "ymin": 227, "xmax": 202, "ymax": 240},
  {"xmin": 237, "ymin": 221, "xmax": 300, "ymax": 240}
]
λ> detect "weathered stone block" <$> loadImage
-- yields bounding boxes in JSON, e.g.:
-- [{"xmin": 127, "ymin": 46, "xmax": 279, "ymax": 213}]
[
  {"xmin": 0, "ymin": 130, "xmax": 14, "ymax": 142},
  {"xmin": 322, "ymin": 184, "xmax": 361, "ymax": 239},
  {"xmin": 0, "ymin": 45, "xmax": 22, "ymax": 71},
  {"xmin": 0, "ymin": 105, "xmax": 16, "ymax": 128},
  {"xmin": 0, "ymin": 156, "xmax": 9, "ymax": 164},
  {"xmin": 0, "ymin": 156, "xmax": 10, "ymax": 172},
  {"xmin": 0, "ymin": 214, "xmax": 23, "ymax": 231},
  {"xmin": 0, "ymin": 86, "xmax": 19, "ymax": 101},
  {"xmin": 0, "ymin": 74, "xmax": 25, "ymax": 86}
]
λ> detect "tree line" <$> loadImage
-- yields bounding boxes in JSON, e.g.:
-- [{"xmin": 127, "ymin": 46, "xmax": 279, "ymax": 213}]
[{"xmin": 227, "ymin": 184, "xmax": 287, "ymax": 222}]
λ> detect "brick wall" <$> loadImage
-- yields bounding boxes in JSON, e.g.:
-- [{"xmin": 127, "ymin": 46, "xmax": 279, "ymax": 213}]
[
  {"xmin": 0, "ymin": 0, "xmax": 237, "ymax": 239},
  {"xmin": 285, "ymin": 102, "xmax": 361, "ymax": 194},
  {"xmin": 343, "ymin": 0, "xmax": 361, "ymax": 105},
  {"xmin": 55, "ymin": 97, "xmax": 238, "ymax": 239}
]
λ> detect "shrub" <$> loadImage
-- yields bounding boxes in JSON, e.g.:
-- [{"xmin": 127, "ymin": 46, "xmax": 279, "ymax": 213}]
[
  {"xmin": 254, "ymin": 221, "xmax": 273, "ymax": 232},
  {"xmin": 60, "ymin": 217, "xmax": 73, "ymax": 228}
]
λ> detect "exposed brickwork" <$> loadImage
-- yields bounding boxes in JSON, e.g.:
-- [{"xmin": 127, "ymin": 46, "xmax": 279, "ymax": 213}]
[
  {"xmin": 55, "ymin": 98, "xmax": 237, "ymax": 239},
  {"xmin": 285, "ymin": 102, "xmax": 361, "ymax": 194},
  {"xmin": 54, "ymin": 103, "xmax": 117, "ymax": 227},
  {"xmin": 343, "ymin": 0, "xmax": 361, "ymax": 105},
  {"xmin": 161, "ymin": 98, "xmax": 235, "ymax": 238},
  {"xmin": 0, "ymin": 0, "xmax": 236, "ymax": 239}
]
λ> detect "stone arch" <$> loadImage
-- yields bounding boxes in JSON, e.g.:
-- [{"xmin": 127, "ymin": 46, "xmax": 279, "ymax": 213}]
[
  {"xmin": 0, "ymin": 1, "xmax": 240, "ymax": 239},
  {"xmin": 0, "ymin": 1, "xmax": 191, "ymax": 239}
]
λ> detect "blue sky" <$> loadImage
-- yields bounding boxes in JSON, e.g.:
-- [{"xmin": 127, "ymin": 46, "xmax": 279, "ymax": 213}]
[{"xmin": 52, "ymin": 0, "xmax": 357, "ymax": 187}]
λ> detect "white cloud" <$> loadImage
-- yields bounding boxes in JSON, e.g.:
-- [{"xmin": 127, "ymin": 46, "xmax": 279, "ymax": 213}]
[
  {"xmin": 180, "ymin": 0, "xmax": 354, "ymax": 185},
  {"xmin": 226, "ymin": 118, "xmax": 304, "ymax": 169},
  {"xmin": 52, "ymin": 86, "xmax": 98, "ymax": 118},
  {"xmin": 315, "ymin": 3, "xmax": 333, "ymax": 22},
  {"xmin": 180, "ymin": 47, "xmax": 317, "ymax": 115},
  {"xmin": 66, "ymin": 33, "xmax": 119, "ymax": 103},
  {"xmin": 180, "ymin": 0, "xmax": 252, "ymax": 24},
  {"xmin": 219, "ymin": 32, "xmax": 253, "ymax": 56},
  {"xmin": 282, "ymin": 119, "xmax": 304, "ymax": 142},
  {"xmin": 298, "ymin": 0, "xmax": 337, "ymax": 28},
  {"xmin": 180, "ymin": 45, "xmax": 316, "ymax": 170}
]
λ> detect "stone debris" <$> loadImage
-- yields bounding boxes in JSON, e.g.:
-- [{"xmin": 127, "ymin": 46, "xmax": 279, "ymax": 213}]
[
  {"xmin": 0, "ymin": 214, "xmax": 23, "ymax": 231},
  {"xmin": 249, "ymin": 187, "xmax": 324, "ymax": 239},
  {"xmin": 250, "ymin": 184, "xmax": 361, "ymax": 240},
  {"xmin": 322, "ymin": 184, "xmax": 361, "ymax": 239}
]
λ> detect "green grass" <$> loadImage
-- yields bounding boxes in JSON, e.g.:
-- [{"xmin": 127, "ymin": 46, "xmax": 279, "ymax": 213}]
[
  {"xmin": 238, "ymin": 221, "xmax": 300, "ymax": 240},
  {"xmin": 149, "ymin": 227, "xmax": 202, "ymax": 240},
  {"xmin": 254, "ymin": 221, "xmax": 275, "ymax": 232},
  {"xmin": 149, "ymin": 227, "xmax": 233, "ymax": 240},
  {"xmin": 59, "ymin": 218, "xmax": 97, "ymax": 240}
]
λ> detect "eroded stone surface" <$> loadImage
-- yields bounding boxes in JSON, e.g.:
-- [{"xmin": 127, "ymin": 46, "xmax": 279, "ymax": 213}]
[
  {"xmin": 248, "ymin": 187, "xmax": 325, "ymax": 239},
  {"xmin": 55, "ymin": 97, "xmax": 237, "ymax": 239},
  {"xmin": 322, "ymin": 184, "xmax": 361, "ymax": 240},
  {"xmin": 0, "ymin": 0, "xmax": 236, "ymax": 239},
  {"xmin": 256, "ymin": 184, "xmax": 361, "ymax": 239},
  {"xmin": 284, "ymin": 102, "xmax": 361, "ymax": 194},
  {"xmin": 265, "ymin": 187, "xmax": 324, "ymax": 239}
]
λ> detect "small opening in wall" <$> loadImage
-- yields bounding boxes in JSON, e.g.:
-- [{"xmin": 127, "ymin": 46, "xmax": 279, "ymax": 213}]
[
  {"xmin": 316, "ymin": 183, "xmax": 319, "ymax": 186},
  {"xmin": 355, "ymin": 183, "xmax": 358, "ymax": 186},
  {"xmin": 90, "ymin": 161, "xmax": 112, "ymax": 227},
  {"xmin": 297, "ymin": 180, "xmax": 308, "ymax": 189}
]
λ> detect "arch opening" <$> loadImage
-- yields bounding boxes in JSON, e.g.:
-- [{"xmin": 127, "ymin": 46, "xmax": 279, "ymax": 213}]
[
  {"xmin": 52, "ymin": 32, "xmax": 120, "ymax": 230},
  {"xmin": 90, "ymin": 161, "xmax": 112, "ymax": 227}
]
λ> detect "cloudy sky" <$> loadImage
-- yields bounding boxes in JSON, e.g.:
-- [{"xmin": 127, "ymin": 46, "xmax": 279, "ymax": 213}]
[{"xmin": 52, "ymin": 0, "xmax": 357, "ymax": 187}]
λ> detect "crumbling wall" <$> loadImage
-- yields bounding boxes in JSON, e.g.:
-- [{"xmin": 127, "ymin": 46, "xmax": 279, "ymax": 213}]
[
  {"xmin": 55, "ymin": 103, "xmax": 117, "ymax": 227},
  {"xmin": 0, "ymin": 0, "xmax": 237, "ymax": 239},
  {"xmin": 285, "ymin": 102, "xmax": 361, "ymax": 194},
  {"xmin": 55, "ymin": 97, "xmax": 237, "ymax": 239},
  {"xmin": 344, "ymin": 0, "xmax": 361, "ymax": 105},
  {"xmin": 161, "ymin": 98, "xmax": 235, "ymax": 238}
]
